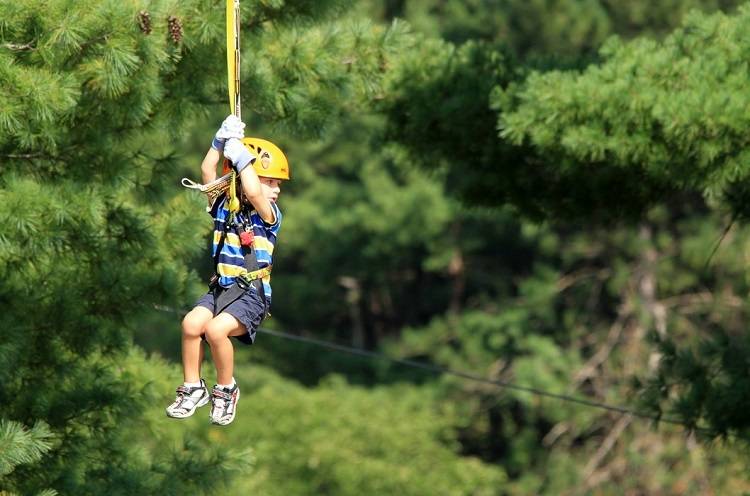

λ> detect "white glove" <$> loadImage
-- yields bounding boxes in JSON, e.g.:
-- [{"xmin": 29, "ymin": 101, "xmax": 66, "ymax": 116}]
[
  {"xmin": 217, "ymin": 115, "xmax": 245, "ymax": 139},
  {"xmin": 211, "ymin": 115, "xmax": 245, "ymax": 151},
  {"xmin": 224, "ymin": 138, "xmax": 255, "ymax": 173}
]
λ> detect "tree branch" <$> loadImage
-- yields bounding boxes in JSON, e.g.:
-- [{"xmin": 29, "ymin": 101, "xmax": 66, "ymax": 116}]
[
  {"xmin": 660, "ymin": 291, "xmax": 743, "ymax": 310},
  {"xmin": 244, "ymin": 15, "xmax": 272, "ymax": 30},
  {"xmin": 542, "ymin": 421, "xmax": 570, "ymax": 447},
  {"xmin": 571, "ymin": 298, "xmax": 632, "ymax": 389},
  {"xmin": 1, "ymin": 152, "xmax": 51, "ymax": 159},
  {"xmin": 583, "ymin": 414, "xmax": 633, "ymax": 487},
  {"xmin": 2, "ymin": 42, "xmax": 35, "ymax": 51},
  {"xmin": 556, "ymin": 267, "xmax": 611, "ymax": 293}
]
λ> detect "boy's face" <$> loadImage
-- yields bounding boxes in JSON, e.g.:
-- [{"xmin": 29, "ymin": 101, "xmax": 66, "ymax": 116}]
[{"xmin": 259, "ymin": 177, "xmax": 282, "ymax": 203}]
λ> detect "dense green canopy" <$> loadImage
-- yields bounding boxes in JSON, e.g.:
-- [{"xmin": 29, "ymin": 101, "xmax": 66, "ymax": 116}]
[
  {"xmin": 1, "ymin": 0, "xmax": 748, "ymax": 494},
  {"xmin": 502, "ymin": 5, "xmax": 750, "ymax": 217}
]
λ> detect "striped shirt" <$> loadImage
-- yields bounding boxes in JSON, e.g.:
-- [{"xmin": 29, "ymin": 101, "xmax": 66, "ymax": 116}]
[{"xmin": 210, "ymin": 194, "xmax": 282, "ymax": 301}]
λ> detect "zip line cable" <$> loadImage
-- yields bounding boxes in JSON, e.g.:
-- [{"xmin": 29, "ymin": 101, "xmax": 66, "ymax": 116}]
[
  {"xmin": 253, "ymin": 328, "xmax": 709, "ymax": 432},
  {"xmin": 153, "ymin": 304, "xmax": 716, "ymax": 435}
]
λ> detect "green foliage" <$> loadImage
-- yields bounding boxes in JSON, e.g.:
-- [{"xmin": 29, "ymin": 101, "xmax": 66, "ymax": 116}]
[
  {"xmin": 380, "ymin": 38, "xmax": 536, "ymax": 211},
  {"xmin": 633, "ymin": 216, "xmax": 750, "ymax": 439},
  {"xmin": 644, "ymin": 330, "xmax": 750, "ymax": 438},
  {"xmin": 3, "ymin": 0, "xmax": 750, "ymax": 493},
  {"xmin": 0, "ymin": 0, "xmax": 410, "ymax": 493},
  {"xmin": 274, "ymin": 114, "xmax": 455, "ymax": 338},
  {"xmin": 384, "ymin": 0, "xmax": 741, "ymax": 57},
  {"xmin": 378, "ymin": 1, "xmax": 750, "ymax": 221},
  {"xmin": 216, "ymin": 364, "xmax": 508, "ymax": 495},
  {"xmin": 384, "ymin": 207, "xmax": 750, "ymax": 491},
  {"xmin": 381, "ymin": 32, "xmax": 694, "ymax": 221},
  {"xmin": 258, "ymin": 110, "xmax": 542, "ymax": 377},
  {"xmin": 242, "ymin": 15, "xmax": 410, "ymax": 136},
  {"xmin": 0, "ymin": 420, "xmax": 55, "ymax": 479},
  {"xmin": 484, "ymin": 4, "xmax": 750, "ymax": 442},
  {"xmin": 120, "ymin": 343, "xmax": 508, "ymax": 495},
  {"xmin": 399, "ymin": 0, "xmax": 611, "ymax": 56},
  {"xmin": 500, "ymin": 6, "xmax": 750, "ymax": 216}
]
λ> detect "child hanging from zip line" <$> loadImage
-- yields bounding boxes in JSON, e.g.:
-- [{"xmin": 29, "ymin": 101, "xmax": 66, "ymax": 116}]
[{"xmin": 166, "ymin": 115, "xmax": 290, "ymax": 425}]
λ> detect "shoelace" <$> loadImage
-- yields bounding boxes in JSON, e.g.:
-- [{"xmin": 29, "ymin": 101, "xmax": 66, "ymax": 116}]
[
  {"xmin": 212, "ymin": 389, "xmax": 232, "ymax": 416},
  {"xmin": 174, "ymin": 386, "xmax": 204, "ymax": 411}
]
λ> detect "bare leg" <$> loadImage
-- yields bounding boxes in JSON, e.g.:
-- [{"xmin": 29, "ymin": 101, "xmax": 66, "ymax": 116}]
[
  {"xmin": 181, "ymin": 306, "xmax": 214, "ymax": 383},
  {"xmin": 204, "ymin": 313, "xmax": 246, "ymax": 385}
]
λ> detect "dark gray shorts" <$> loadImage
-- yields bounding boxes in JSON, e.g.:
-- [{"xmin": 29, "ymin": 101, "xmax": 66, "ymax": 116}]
[{"xmin": 194, "ymin": 288, "xmax": 265, "ymax": 345}]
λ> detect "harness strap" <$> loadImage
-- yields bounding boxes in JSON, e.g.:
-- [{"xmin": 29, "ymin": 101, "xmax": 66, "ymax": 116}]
[
  {"xmin": 181, "ymin": 173, "xmax": 233, "ymax": 211},
  {"xmin": 237, "ymin": 240, "xmax": 270, "ymax": 317},
  {"xmin": 212, "ymin": 267, "xmax": 271, "ymax": 316},
  {"xmin": 238, "ymin": 265, "xmax": 272, "ymax": 282}
]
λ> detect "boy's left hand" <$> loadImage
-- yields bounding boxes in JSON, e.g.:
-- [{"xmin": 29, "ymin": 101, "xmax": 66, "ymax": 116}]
[{"xmin": 211, "ymin": 115, "xmax": 245, "ymax": 151}]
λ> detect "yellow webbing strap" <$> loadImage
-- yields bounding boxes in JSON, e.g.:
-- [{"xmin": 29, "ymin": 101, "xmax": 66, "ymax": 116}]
[
  {"xmin": 228, "ymin": 170, "xmax": 240, "ymax": 213},
  {"xmin": 226, "ymin": 0, "xmax": 242, "ymax": 214},
  {"xmin": 240, "ymin": 265, "xmax": 272, "ymax": 283},
  {"xmin": 227, "ymin": 0, "xmax": 240, "ymax": 117}
]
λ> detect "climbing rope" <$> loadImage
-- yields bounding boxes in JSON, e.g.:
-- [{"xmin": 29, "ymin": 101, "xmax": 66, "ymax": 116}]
[
  {"xmin": 181, "ymin": 0, "xmax": 243, "ymax": 211},
  {"xmin": 225, "ymin": 0, "xmax": 242, "ymax": 213}
]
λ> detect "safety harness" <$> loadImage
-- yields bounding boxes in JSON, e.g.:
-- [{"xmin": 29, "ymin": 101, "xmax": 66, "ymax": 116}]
[{"xmin": 209, "ymin": 195, "xmax": 271, "ymax": 319}]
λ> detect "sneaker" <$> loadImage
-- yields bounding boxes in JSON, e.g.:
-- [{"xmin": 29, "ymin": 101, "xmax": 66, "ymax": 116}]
[
  {"xmin": 166, "ymin": 379, "xmax": 210, "ymax": 418},
  {"xmin": 210, "ymin": 384, "xmax": 240, "ymax": 425}
]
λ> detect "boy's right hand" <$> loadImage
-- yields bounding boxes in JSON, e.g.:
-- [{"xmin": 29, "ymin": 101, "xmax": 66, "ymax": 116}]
[{"xmin": 211, "ymin": 115, "xmax": 245, "ymax": 152}]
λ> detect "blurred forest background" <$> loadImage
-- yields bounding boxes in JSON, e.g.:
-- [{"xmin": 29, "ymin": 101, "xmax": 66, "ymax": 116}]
[{"xmin": 2, "ymin": 0, "xmax": 750, "ymax": 494}]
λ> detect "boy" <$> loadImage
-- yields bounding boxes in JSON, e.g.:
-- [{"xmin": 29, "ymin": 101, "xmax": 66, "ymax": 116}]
[{"xmin": 166, "ymin": 115, "xmax": 290, "ymax": 425}]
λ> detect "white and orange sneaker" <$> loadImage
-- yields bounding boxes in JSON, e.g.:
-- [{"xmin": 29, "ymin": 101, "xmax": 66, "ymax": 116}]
[
  {"xmin": 166, "ymin": 379, "xmax": 210, "ymax": 418},
  {"xmin": 210, "ymin": 384, "xmax": 240, "ymax": 425}
]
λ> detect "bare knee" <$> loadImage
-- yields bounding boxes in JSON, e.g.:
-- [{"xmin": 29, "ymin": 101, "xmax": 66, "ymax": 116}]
[
  {"xmin": 204, "ymin": 321, "xmax": 229, "ymax": 345},
  {"xmin": 182, "ymin": 311, "xmax": 208, "ymax": 338}
]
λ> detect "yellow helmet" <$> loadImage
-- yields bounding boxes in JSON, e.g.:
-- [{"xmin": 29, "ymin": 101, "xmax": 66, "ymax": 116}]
[{"xmin": 243, "ymin": 137, "xmax": 290, "ymax": 180}]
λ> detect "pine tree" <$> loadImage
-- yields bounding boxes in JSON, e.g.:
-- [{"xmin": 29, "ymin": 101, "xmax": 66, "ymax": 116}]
[
  {"xmin": 500, "ymin": 6, "xmax": 750, "ymax": 219},
  {"xmin": 379, "ymin": 0, "xmax": 742, "ymax": 57},
  {"xmin": 369, "ymin": 0, "xmax": 750, "ymax": 488},
  {"xmin": 0, "ymin": 0, "xmax": 406, "ymax": 493},
  {"xmin": 378, "ymin": 0, "xmax": 750, "ymax": 448},
  {"xmin": 496, "ymin": 6, "xmax": 750, "ymax": 438},
  {"xmin": 0, "ymin": 420, "xmax": 56, "ymax": 495}
]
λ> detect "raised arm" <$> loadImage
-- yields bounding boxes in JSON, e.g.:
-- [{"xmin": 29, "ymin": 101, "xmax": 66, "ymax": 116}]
[
  {"xmin": 200, "ymin": 148, "xmax": 222, "ymax": 184},
  {"xmin": 239, "ymin": 162, "xmax": 276, "ymax": 225}
]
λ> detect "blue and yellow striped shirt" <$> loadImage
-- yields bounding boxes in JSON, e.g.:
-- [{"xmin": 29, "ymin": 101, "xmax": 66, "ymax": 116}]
[{"xmin": 210, "ymin": 194, "xmax": 282, "ymax": 300}]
